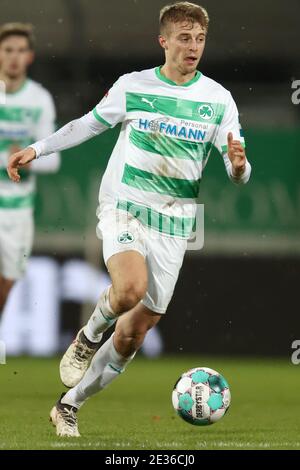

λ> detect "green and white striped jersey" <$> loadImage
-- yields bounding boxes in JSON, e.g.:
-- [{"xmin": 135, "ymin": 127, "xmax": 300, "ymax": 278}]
[
  {"xmin": 94, "ymin": 66, "xmax": 246, "ymax": 239},
  {"xmin": 0, "ymin": 78, "xmax": 59, "ymax": 211}
]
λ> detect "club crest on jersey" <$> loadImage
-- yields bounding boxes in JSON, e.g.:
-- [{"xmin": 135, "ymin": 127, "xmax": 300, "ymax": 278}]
[
  {"xmin": 198, "ymin": 104, "xmax": 214, "ymax": 121},
  {"xmin": 117, "ymin": 231, "xmax": 135, "ymax": 244}
]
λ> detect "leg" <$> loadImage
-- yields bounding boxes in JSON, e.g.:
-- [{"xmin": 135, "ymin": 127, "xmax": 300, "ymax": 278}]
[
  {"xmin": 60, "ymin": 250, "xmax": 148, "ymax": 387},
  {"xmin": 0, "ymin": 211, "xmax": 33, "ymax": 319},
  {"xmin": 0, "ymin": 276, "xmax": 15, "ymax": 317},
  {"xmin": 61, "ymin": 302, "xmax": 161, "ymax": 409},
  {"xmin": 83, "ymin": 201, "xmax": 148, "ymax": 339},
  {"xmin": 51, "ymin": 302, "xmax": 161, "ymax": 437},
  {"xmin": 108, "ymin": 250, "xmax": 148, "ymax": 313},
  {"xmin": 114, "ymin": 302, "xmax": 161, "ymax": 357},
  {"xmin": 84, "ymin": 250, "xmax": 148, "ymax": 341}
]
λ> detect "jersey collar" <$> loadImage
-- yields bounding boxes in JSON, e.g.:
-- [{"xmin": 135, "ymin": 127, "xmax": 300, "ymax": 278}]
[
  {"xmin": 155, "ymin": 66, "xmax": 201, "ymax": 87},
  {"xmin": 6, "ymin": 78, "xmax": 28, "ymax": 95}
]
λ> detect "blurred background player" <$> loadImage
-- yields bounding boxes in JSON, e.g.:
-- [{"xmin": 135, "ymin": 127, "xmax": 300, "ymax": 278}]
[
  {"xmin": 7, "ymin": 3, "xmax": 251, "ymax": 437},
  {"xmin": 0, "ymin": 23, "xmax": 60, "ymax": 317}
]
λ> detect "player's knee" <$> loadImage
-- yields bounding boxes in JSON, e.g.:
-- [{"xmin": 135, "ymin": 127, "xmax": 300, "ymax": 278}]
[
  {"xmin": 115, "ymin": 315, "xmax": 159, "ymax": 353},
  {"xmin": 0, "ymin": 292, "xmax": 8, "ymax": 311},
  {"xmin": 115, "ymin": 328, "xmax": 146, "ymax": 353},
  {"xmin": 0, "ymin": 294, "xmax": 5, "ymax": 312},
  {"xmin": 114, "ymin": 279, "xmax": 147, "ymax": 312},
  {"xmin": 0, "ymin": 278, "xmax": 14, "ymax": 310}
]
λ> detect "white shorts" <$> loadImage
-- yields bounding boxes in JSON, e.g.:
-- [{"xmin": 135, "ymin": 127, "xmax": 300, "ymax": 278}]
[
  {"xmin": 96, "ymin": 201, "xmax": 187, "ymax": 314},
  {"xmin": 0, "ymin": 209, "xmax": 34, "ymax": 280}
]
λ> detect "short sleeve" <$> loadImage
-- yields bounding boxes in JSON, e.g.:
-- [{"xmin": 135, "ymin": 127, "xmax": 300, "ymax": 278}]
[
  {"xmin": 92, "ymin": 75, "xmax": 126, "ymax": 128},
  {"xmin": 214, "ymin": 92, "xmax": 246, "ymax": 155}
]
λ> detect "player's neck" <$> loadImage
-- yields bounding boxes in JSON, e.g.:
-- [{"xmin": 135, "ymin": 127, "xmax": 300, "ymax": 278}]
[
  {"xmin": 0, "ymin": 71, "xmax": 27, "ymax": 94},
  {"xmin": 160, "ymin": 64, "xmax": 197, "ymax": 86}
]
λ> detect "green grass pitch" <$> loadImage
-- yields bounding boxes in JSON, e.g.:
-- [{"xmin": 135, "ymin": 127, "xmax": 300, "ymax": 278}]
[{"xmin": 0, "ymin": 355, "xmax": 299, "ymax": 450}]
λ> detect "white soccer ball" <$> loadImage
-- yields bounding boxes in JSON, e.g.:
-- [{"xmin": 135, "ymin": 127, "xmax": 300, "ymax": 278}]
[{"xmin": 172, "ymin": 367, "xmax": 231, "ymax": 426}]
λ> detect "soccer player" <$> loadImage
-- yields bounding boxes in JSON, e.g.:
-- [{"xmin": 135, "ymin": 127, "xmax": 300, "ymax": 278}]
[
  {"xmin": 7, "ymin": 3, "xmax": 251, "ymax": 437},
  {"xmin": 0, "ymin": 23, "xmax": 60, "ymax": 317}
]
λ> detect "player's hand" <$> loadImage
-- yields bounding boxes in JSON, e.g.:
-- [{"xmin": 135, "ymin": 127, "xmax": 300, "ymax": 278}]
[
  {"xmin": 9, "ymin": 144, "xmax": 32, "ymax": 172},
  {"xmin": 227, "ymin": 132, "xmax": 246, "ymax": 177},
  {"xmin": 7, "ymin": 147, "xmax": 36, "ymax": 182}
]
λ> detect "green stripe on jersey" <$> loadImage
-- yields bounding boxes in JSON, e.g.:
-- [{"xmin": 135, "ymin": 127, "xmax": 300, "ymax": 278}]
[
  {"xmin": 0, "ymin": 193, "xmax": 34, "ymax": 209},
  {"xmin": 126, "ymin": 92, "xmax": 225, "ymax": 125},
  {"xmin": 117, "ymin": 199, "xmax": 195, "ymax": 238},
  {"xmin": 0, "ymin": 106, "xmax": 42, "ymax": 123},
  {"xmin": 0, "ymin": 168, "xmax": 31, "ymax": 182},
  {"xmin": 121, "ymin": 163, "xmax": 200, "ymax": 198},
  {"xmin": 92, "ymin": 108, "xmax": 112, "ymax": 128},
  {"xmin": 129, "ymin": 126, "xmax": 212, "ymax": 160}
]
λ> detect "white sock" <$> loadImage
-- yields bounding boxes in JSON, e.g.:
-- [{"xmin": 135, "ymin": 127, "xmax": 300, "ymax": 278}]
[
  {"xmin": 83, "ymin": 286, "xmax": 117, "ymax": 343},
  {"xmin": 61, "ymin": 333, "xmax": 136, "ymax": 409}
]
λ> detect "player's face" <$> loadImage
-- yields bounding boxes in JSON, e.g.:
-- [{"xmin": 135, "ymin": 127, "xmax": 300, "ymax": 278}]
[
  {"xmin": 0, "ymin": 36, "xmax": 33, "ymax": 78},
  {"xmin": 160, "ymin": 21, "xmax": 206, "ymax": 75}
]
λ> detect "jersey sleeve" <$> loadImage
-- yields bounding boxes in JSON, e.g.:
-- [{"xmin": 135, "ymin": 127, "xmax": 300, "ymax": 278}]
[
  {"xmin": 92, "ymin": 75, "xmax": 127, "ymax": 129},
  {"xmin": 214, "ymin": 92, "xmax": 245, "ymax": 155}
]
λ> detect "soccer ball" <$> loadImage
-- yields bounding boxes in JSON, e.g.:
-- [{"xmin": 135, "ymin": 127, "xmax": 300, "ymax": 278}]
[{"xmin": 172, "ymin": 367, "xmax": 231, "ymax": 426}]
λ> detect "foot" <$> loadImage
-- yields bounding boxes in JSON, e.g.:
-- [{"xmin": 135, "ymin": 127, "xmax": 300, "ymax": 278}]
[
  {"xmin": 60, "ymin": 327, "xmax": 101, "ymax": 388},
  {"xmin": 49, "ymin": 393, "xmax": 80, "ymax": 437}
]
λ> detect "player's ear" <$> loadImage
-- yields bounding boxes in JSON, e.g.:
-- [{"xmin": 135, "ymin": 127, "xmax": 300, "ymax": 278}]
[
  {"xmin": 27, "ymin": 50, "xmax": 35, "ymax": 66},
  {"xmin": 158, "ymin": 35, "xmax": 168, "ymax": 50}
]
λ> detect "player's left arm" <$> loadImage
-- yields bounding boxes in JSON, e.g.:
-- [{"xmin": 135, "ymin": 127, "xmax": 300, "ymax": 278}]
[
  {"xmin": 215, "ymin": 92, "xmax": 251, "ymax": 185},
  {"xmin": 30, "ymin": 91, "xmax": 61, "ymax": 173},
  {"xmin": 7, "ymin": 75, "xmax": 127, "ymax": 182},
  {"xmin": 226, "ymin": 131, "xmax": 249, "ymax": 181}
]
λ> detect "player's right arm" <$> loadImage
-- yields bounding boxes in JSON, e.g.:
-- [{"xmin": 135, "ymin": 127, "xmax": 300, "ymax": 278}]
[{"xmin": 7, "ymin": 76, "xmax": 127, "ymax": 183}]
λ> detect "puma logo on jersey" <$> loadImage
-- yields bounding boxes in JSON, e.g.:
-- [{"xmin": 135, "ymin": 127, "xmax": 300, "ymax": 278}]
[{"xmin": 141, "ymin": 97, "xmax": 157, "ymax": 109}]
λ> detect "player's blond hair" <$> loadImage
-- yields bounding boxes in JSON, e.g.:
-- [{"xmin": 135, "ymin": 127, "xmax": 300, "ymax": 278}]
[
  {"xmin": 0, "ymin": 22, "xmax": 35, "ymax": 49},
  {"xmin": 159, "ymin": 2, "xmax": 209, "ymax": 35}
]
